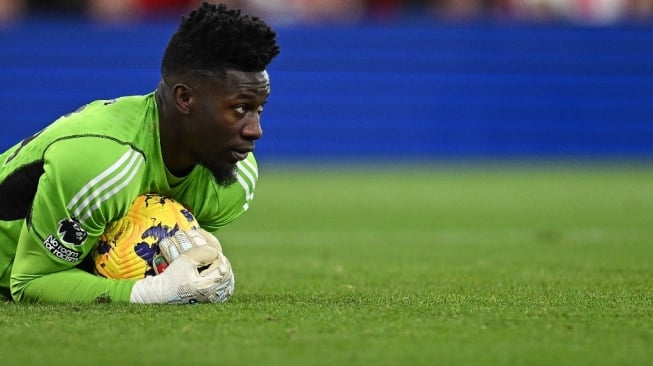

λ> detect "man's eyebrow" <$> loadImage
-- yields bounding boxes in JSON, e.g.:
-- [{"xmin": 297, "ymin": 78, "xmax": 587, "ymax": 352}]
[
  {"xmin": 229, "ymin": 92, "xmax": 257, "ymax": 99},
  {"xmin": 230, "ymin": 90, "xmax": 270, "ymax": 99}
]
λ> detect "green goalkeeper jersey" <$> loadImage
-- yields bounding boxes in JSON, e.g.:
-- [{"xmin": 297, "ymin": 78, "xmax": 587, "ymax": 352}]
[{"xmin": 0, "ymin": 92, "xmax": 258, "ymax": 303}]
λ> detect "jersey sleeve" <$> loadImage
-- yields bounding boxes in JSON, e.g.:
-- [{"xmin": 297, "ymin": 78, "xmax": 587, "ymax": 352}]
[
  {"xmin": 12, "ymin": 224, "xmax": 135, "ymax": 302},
  {"xmin": 10, "ymin": 137, "xmax": 145, "ymax": 302}
]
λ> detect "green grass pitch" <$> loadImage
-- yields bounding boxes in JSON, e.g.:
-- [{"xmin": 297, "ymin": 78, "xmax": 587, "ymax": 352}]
[{"xmin": 1, "ymin": 162, "xmax": 651, "ymax": 365}]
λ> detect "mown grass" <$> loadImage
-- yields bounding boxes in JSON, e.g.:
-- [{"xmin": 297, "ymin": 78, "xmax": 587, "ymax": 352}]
[{"xmin": 1, "ymin": 162, "xmax": 651, "ymax": 365}]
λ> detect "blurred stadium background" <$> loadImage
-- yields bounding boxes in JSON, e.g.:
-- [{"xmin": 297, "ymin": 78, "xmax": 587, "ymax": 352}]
[
  {"xmin": 0, "ymin": 0, "xmax": 652, "ymax": 162},
  {"xmin": 2, "ymin": 4, "xmax": 651, "ymax": 364}
]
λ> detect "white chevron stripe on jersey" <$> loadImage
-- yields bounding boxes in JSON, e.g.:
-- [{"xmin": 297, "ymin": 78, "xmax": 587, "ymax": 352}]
[
  {"xmin": 79, "ymin": 155, "xmax": 144, "ymax": 221},
  {"xmin": 235, "ymin": 173, "xmax": 252, "ymax": 212},
  {"xmin": 239, "ymin": 158, "xmax": 258, "ymax": 179},
  {"xmin": 236, "ymin": 160, "xmax": 257, "ymax": 193},
  {"xmin": 235, "ymin": 163, "xmax": 255, "ymax": 211},
  {"xmin": 69, "ymin": 150, "xmax": 141, "ymax": 218},
  {"xmin": 236, "ymin": 174, "xmax": 254, "ymax": 203},
  {"xmin": 67, "ymin": 149, "xmax": 134, "ymax": 211},
  {"xmin": 67, "ymin": 149, "xmax": 144, "ymax": 222}
]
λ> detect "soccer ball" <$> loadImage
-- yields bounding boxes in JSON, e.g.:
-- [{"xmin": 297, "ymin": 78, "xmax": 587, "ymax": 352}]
[{"xmin": 93, "ymin": 193, "xmax": 200, "ymax": 279}]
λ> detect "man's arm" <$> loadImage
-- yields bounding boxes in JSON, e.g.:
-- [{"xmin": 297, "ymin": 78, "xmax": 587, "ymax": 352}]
[
  {"xmin": 11, "ymin": 224, "xmax": 234, "ymax": 304},
  {"xmin": 8, "ymin": 134, "xmax": 151, "ymax": 303},
  {"xmin": 10, "ymin": 224, "xmax": 135, "ymax": 302},
  {"xmin": 13, "ymin": 268, "xmax": 135, "ymax": 303}
]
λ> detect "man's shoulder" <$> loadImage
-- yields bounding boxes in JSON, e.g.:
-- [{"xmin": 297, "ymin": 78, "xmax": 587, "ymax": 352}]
[
  {"xmin": 41, "ymin": 92, "xmax": 158, "ymax": 153},
  {"xmin": 63, "ymin": 92, "xmax": 155, "ymax": 125}
]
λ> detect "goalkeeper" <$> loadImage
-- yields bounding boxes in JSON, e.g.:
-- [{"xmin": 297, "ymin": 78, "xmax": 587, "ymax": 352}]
[{"xmin": 0, "ymin": 2, "xmax": 279, "ymax": 304}]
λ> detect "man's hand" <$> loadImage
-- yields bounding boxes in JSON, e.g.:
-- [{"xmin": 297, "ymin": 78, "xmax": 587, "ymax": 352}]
[
  {"xmin": 129, "ymin": 229, "xmax": 235, "ymax": 304},
  {"xmin": 151, "ymin": 228, "xmax": 225, "ymax": 275}
]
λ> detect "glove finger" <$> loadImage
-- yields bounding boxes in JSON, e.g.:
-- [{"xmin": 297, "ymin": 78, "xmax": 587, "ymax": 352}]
[
  {"xmin": 214, "ymin": 272, "xmax": 235, "ymax": 302},
  {"xmin": 158, "ymin": 232, "xmax": 190, "ymax": 262},
  {"xmin": 195, "ymin": 229, "xmax": 223, "ymax": 252},
  {"xmin": 159, "ymin": 229, "xmax": 223, "ymax": 264},
  {"xmin": 195, "ymin": 270, "xmax": 235, "ymax": 303},
  {"xmin": 198, "ymin": 253, "xmax": 231, "ymax": 278},
  {"xmin": 183, "ymin": 245, "xmax": 220, "ymax": 267}
]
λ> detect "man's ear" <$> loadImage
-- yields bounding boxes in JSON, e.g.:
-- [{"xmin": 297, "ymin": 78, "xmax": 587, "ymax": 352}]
[{"xmin": 172, "ymin": 83, "xmax": 193, "ymax": 115}]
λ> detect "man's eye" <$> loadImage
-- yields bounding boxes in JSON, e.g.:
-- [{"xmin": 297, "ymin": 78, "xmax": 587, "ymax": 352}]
[{"xmin": 235, "ymin": 105, "xmax": 264, "ymax": 115}]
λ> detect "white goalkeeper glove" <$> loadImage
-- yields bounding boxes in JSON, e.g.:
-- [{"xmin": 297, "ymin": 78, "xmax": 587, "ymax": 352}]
[{"xmin": 129, "ymin": 229, "xmax": 235, "ymax": 304}]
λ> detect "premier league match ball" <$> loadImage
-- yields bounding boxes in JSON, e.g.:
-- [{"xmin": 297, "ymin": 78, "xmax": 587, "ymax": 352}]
[{"xmin": 93, "ymin": 193, "xmax": 200, "ymax": 279}]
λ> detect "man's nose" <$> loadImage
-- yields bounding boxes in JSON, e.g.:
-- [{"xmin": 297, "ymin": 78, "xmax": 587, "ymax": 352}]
[{"xmin": 243, "ymin": 115, "xmax": 263, "ymax": 140}]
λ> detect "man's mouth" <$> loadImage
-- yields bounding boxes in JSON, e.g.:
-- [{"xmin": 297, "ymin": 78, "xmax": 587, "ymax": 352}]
[{"xmin": 231, "ymin": 147, "xmax": 253, "ymax": 161}]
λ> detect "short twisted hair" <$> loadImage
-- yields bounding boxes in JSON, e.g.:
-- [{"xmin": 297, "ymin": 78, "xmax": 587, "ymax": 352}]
[{"xmin": 161, "ymin": 2, "xmax": 280, "ymax": 79}]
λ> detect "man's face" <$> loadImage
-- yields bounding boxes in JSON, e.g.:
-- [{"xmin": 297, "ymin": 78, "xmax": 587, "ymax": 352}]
[{"xmin": 187, "ymin": 69, "xmax": 270, "ymax": 185}]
